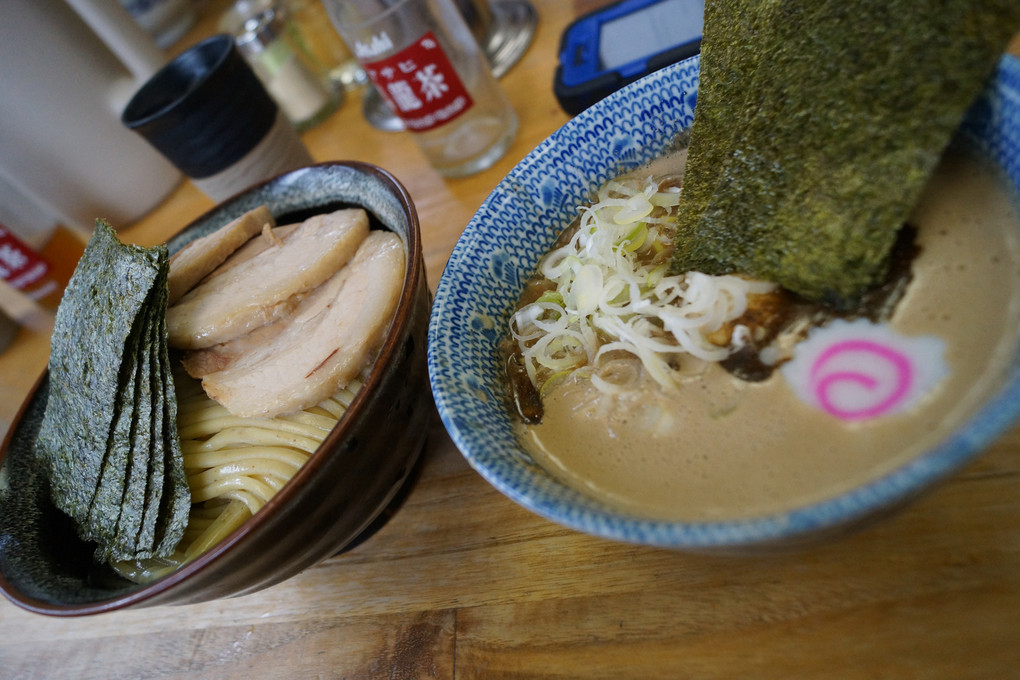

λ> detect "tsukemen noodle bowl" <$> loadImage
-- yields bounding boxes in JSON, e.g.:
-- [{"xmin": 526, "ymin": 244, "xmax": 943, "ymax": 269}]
[
  {"xmin": 427, "ymin": 54, "xmax": 1020, "ymax": 550},
  {"xmin": 0, "ymin": 161, "xmax": 431, "ymax": 614}
]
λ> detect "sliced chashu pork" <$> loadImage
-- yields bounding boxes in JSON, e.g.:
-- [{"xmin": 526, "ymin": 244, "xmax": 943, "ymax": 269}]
[
  {"xmin": 167, "ymin": 205, "xmax": 274, "ymax": 304},
  {"xmin": 167, "ymin": 208, "xmax": 369, "ymax": 350},
  {"xmin": 200, "ymin": 222, "xmax": 301, "ymax": 285},
  {"xmin": 201, "ymin": 230, "xmax": 405, "ymax": 418},
  {"xmin": 179, "ymin": 256, "xmax": 354, "ymax": 379}
]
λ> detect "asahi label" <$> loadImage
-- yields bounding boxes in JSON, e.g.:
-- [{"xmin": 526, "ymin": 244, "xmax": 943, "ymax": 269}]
[{"xmin": 360, "ymin": 31, "xmax": 473, "ymax": 132}]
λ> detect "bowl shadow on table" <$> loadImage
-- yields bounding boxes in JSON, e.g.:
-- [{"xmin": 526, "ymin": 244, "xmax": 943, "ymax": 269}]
[{"xmin": 0, "ymin": 161, "xmax": 433, "ymax": 615}]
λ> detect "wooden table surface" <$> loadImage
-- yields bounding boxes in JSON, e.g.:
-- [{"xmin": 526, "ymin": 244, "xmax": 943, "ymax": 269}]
[{"xmin": 2, "ymin": 2, "xmax": 1019, "ymax": 678}]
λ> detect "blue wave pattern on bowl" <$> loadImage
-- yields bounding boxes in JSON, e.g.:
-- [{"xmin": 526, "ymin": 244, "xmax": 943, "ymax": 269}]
[
  {"xmin": 427, "ymin": 54, "xmax": 1020, "ymax": 548},
  {"xmin": 960, "ymin": 56, "xmax": 1020, "ymax": 188}
]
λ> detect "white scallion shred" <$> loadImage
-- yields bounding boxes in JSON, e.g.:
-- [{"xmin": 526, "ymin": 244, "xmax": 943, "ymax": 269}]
[{"xmin": 511, "ymin": 175, "xmax": 776, "ymax": 394}]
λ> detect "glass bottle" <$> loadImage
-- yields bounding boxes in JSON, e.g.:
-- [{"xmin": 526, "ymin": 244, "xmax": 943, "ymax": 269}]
[
  {"xmin": 285, "ymin": 0, "xmax": 368, "ymax": 92},
  {"xmin": 323, "ymin": 0, "xmax": 518, "ymax": 178},
  {"xmin": 234, "ymin": 5, "xmax": 340, "ymax": 131}
]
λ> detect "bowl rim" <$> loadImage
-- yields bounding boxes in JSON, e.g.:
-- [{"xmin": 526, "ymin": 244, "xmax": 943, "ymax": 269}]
[
  {"xmin": 427, "ymin": 53, "xmax": 1020, "ymax": 550},
  {"xmin": 0, "ymin": 160, "xmax": 425, "ymax": 615}
]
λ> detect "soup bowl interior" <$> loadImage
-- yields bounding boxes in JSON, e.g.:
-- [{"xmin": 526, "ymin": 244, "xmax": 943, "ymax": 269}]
[
  {"xmin": 0, "ymin": 161, "xmax": 432, "ymax": 614},
  {"xmin": 427, "ymin": 54, "xmax": 1020, "ymax": 551}
]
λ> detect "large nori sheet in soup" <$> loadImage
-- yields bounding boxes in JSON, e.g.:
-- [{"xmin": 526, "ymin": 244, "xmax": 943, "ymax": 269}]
[{"xmin": 671, "ymin": 0, "xmax": 1020, "ymax": 307}]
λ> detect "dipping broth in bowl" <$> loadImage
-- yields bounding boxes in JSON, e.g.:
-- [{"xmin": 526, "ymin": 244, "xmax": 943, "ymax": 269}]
[
  {"xmin": 427, "ymin": 53, "xmax": 1020, "ymax": 550},
  {"xmin": 504, "ymin": 146, "xmax": 1020, "ymax": 523}
]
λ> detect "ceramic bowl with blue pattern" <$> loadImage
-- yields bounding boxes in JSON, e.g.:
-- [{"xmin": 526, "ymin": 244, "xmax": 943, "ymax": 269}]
[{"xmin": 427, "ymin": 54, "xmax": 1020, "ymax": 551}]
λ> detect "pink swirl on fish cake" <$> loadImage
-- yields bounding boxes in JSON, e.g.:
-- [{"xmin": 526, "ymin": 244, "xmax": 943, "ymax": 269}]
[{"xmin": 780, "ymin": 319, "xmax": 948, "ymax": 422}]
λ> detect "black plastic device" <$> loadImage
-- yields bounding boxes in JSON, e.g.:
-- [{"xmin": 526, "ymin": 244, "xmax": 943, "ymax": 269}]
[{"xmin": 553, "ymin": 0, "xmax": 704, "ymax": 116}]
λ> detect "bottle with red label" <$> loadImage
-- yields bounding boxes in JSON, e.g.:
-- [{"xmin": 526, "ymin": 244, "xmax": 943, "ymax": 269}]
[
  {"xmin": 323, "ymin": 0, "xmax": 518, "ymax": 178},
  {"xmin": 0, "ymin": 223, "xmax": 78, "ymax": 311}
]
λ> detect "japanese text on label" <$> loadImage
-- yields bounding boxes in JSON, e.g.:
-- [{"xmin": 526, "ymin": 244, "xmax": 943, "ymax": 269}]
[{"xmin": 361, "ymin": 31, "xmax": 473, "ymax": 132}]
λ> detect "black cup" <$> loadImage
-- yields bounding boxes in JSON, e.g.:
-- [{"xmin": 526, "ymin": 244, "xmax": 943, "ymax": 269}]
[{"xmin": 121, "ymin": 34, "xmax": 277, "ymax": 180}]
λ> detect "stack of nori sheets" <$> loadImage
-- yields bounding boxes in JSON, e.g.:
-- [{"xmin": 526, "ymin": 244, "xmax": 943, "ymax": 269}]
[
  {"xmin": 37, "ymin": 221, "xmax": 190, "ymax": 563},
  {"xmin": 670, "ymin": 0, "xmax": 1020, "ymax": 308}
]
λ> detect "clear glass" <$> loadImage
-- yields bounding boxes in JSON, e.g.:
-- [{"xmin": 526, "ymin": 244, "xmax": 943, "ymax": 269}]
[
  {"xmin": 232, "ymin": 4, "xmax": 340, "ymax": 131},
  {"xmin": 323, "ymin": 0, "xmax": 518, "ymax": 177},
  {"xmin": 285, "ymin": 0, "xmax": 368, "ymax": 91}
]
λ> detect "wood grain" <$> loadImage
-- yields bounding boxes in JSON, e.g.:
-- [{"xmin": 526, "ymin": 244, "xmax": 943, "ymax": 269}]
[{"xmin": 0, "ymin": 1, "xmax": 1018, "ymax": 678}]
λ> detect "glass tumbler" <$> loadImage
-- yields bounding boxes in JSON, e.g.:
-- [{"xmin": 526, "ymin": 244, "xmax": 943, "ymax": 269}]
[{"xmin": 323, "ymin": 0, "xmax": 518, "ymax": 178}]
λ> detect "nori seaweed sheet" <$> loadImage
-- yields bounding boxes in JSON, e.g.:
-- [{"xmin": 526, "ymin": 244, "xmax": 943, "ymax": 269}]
[
  {"xmin": 136, "ymin": 288, "xmax": 167, "ymax": 557},
  {"xmin": 110, "ymin": 297, "xmax": 157, "ymax": 560},
  {"xmin": 129, "ymin": 247, "xmax": 187, "ymax": 562},
  {"xmin": 150, "ymin": 252, "xmax": 190, "ymax": 558},
  {"xmin": 670, "ymin": 0, "xmax": 1020, "ymax": 307},
  {"xmin": 670, "ymin": 0, "xmax": 770, "ymax": 265},
  {"xmin": 0, "ymin": 379, "xmax": 140, "ymax": 604},
  {"xmin": 37, "ymin": 221, "xmax": 190, "ymax": 563},
  {"xmin": 38, "ymin": 221, "xmax": 159, "ymax": 549},
  {"xmin": 154, "ymin": 332, "xmax": 189, "ymax": 557},
  {"xmin": 85, "ymin": 306, "xmax": 145, "ymax": 559}
]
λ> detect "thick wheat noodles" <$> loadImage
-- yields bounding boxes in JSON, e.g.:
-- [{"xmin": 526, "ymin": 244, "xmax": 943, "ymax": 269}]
[{"xmin": 111, "ymin": 370, "xmax": 363, "ymax": 584}]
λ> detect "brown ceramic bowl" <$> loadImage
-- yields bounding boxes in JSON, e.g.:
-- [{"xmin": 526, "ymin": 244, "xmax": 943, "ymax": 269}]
[{"xmin": 0, "ymin": 161, "xmax": 432, "ymax": 615}]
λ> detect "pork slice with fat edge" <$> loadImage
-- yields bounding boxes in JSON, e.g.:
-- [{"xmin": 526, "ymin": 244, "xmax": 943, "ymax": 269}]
[
  {"xmin": 166, "ymin": 208, "xmax": 369, "ymax": 350},
  {"xmin": 201, "ymin": 230, "xmax": 406, "ymax": 417}
]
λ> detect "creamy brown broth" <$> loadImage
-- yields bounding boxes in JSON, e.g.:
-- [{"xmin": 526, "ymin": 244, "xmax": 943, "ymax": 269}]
[{"xmin": 513, "ymin": 148, "xmax": 1020, "ymax": 521}]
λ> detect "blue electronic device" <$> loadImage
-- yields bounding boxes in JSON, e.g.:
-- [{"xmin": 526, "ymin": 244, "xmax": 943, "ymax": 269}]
[{"xmin": 553, "ymin": 0, "xmax": 704, "ymax": 116}]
